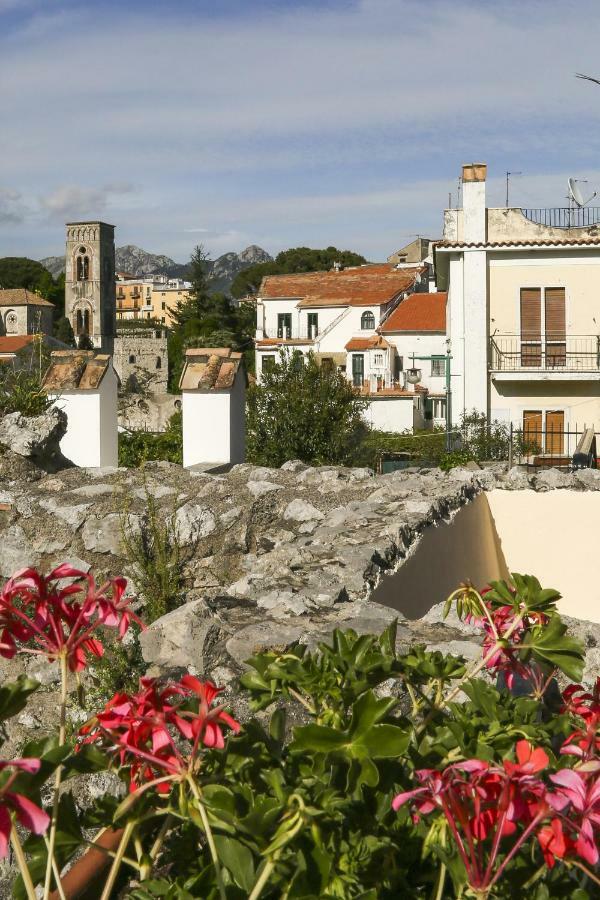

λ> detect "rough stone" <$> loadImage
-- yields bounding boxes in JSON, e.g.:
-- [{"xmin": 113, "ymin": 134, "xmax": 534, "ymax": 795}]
[
  {"xmin": 225, "ymin": 622, "xmax": 306, "ymax": 667},
  {"xmin": 38, "ymin": 499, "xmax": 90, "ymax": 530},
  {"xmin": 139, "ymin": 600, "xmax": 223, "ymax": 672},
  {"xmin": 0, "ymin": 408, "xmax": 69, "ymax": 470},
  {"xmin": 175, "ymin": 502, "xmax": 217, "ymax": 544},
  {"xmin": 283, "ymin": 499, "xmax": 324, "ymax": 522},
  {"xmin": 247, "ymin": 480, "xmax": 283, "ymax": 498},
  {"xmin": 82, "ymin": 514, "xmax": 136, "ymax": 555},
  {"xmin": 533, "ymin": 468, "xmax": 578, "ymax": 491},
  {"xmin": 0, "ymin": 525, "xmax": 40, "ymax": 577}
]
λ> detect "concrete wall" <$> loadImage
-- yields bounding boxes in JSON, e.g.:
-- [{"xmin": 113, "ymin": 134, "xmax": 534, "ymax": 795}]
[
  {"xmin": 182, "ymin": 370, "xmax": 245, "ymax": 468},
  {"xmin": 490, "ymin": 380, "xmax": 600, "ymax": 429},
  {"xmin": 384, "ymin": 332, "xmax": 447, "ymax": 393},
  {"xmin": 364, "ymin": 396, "xmax": 415, "ymax": 432}
]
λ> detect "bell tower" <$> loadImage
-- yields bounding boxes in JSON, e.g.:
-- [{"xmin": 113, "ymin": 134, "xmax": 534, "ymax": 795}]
[{"xmin": 65, "ymin": 221, "xmax": 116, "ymax": 353}]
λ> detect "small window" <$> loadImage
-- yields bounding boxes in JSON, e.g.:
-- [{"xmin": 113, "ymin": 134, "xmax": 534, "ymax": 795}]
[
  {"xmin": 161, "ymin": 316, "xmax": 166, "ymax": 324},
  {"xmin": 156, "ymin": 357, "xmax": 162, "ymax": 369},
  {"xmin": 431, "ymin": 358, "xmax": 445, "ymax": 377},
  {"xmin": 129, "ymin": 354, "xmax": 136, "ymax": 364},
  {"xmin": 161, "ymin": 302, "xmax": 166, "ymax": 310},
  {"xmin": 432, "ymin": 398, "xmax": 447, "ymax": 419},
  {"xmin": 373, "ymin": 352, "xmax": 384, "ymax": 367},
  {"xmin": 395, "ymin": 356, "xmax": 404, "ymax": 376},
  {"xmin": 262, "ymin": 354, "xmax": 276, "ymax": 373},
  {"xmin": 361, "ymin": 311, "xmax": 375, "ymax": 330}
]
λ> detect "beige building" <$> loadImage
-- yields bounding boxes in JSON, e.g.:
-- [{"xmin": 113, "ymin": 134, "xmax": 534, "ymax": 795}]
[
  {"xmin": 115, "ymin": 278, "xmax": 190, "ymax": 327},
  {"xmin": 436, "ymin": 163, "xmax": 600, "ymax": 454}
]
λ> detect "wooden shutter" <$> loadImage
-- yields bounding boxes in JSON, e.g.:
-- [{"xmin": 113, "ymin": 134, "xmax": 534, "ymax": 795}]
[
  {"xmin": 520, "ymin": 288, "xmax": 541, "ymax": 340},
  {"xmin": 523, "ymin": 410, "xmax": 542, "ymax": 454},
  {"xmin": 545, "ymin": 410, "xmax": 564, "ymax": 455},
  {"xmin": 545, "ymin": 288, "xmax": 565, "ymax": 340}
]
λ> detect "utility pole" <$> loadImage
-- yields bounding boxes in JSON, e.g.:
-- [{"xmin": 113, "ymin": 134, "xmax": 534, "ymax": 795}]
[{"xmin": 505, "ymin": 171, "xmax": 522, "ymax": 207}]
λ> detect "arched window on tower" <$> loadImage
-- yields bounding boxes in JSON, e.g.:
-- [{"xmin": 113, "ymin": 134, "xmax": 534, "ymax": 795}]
[
  {"xmin": 75, "ymin": 310, "xmax": 83, "ymax": 335},
  {"xmin": 76, "ymin": 247, "xmax": 90, "ymax": 281},
  {"xmin": 156, "ymin": 357, "xmax": 162, "ymax": 369},
  {"xmin": 82, "ymin": 310, "xmax": 91, "ymax": 335}
]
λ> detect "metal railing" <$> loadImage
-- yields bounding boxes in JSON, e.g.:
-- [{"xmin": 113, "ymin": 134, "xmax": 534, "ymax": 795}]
[
  {"xmin": 271, "ymin": 326, "xmax": 320, "ymax": 341},
  {"xmin": 510, "ymin": 423, "xmax": 597, "ymax": 469},
  {"xmin": 521, "ymin": 207, "xmax": 600, "ymax": 228},
  {"xmin": 490, "ymin": 335, "xmax": 600, "ymax": 372}
]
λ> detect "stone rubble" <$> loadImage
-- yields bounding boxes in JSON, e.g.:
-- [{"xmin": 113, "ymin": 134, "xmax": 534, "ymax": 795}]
[{"xmin": 1, "ymin": 454, "xmax": 600, "ymax": 751}]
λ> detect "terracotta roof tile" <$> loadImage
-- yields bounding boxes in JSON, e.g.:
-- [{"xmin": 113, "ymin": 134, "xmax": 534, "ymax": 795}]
[
  {"xmin": 435, "ymin": 238, "xmax": 600, "ymax": 249},
  {"xmin": 42, "ymin": 351, "xmax": 112, "ymax": 391},
  {"xmin": 0, "ymin": 335, "xmax": 36, "ymax": 354},
  {"xmin": 179, "ymin": 347, "xmax": 245, "ymax": 391},
  {"xmin": 0, "ymin": 289, "xmax": 55, "ymax": 308},
  {"xmin": 259, "ymin": 265, "xmax": 423, "ymax": 308},
  {"xmin": 379, "ymin": 292, "xmax": 446, "ymax": 333},
  {"xmin": 345, "ymin": 335, "xmax": 393, "ymax": 352}
]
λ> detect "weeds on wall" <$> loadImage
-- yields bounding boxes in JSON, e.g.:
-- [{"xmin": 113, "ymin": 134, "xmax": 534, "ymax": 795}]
[
  {"xmin": 118, "ymin": 411, "xmax": 183, "ymax": 467},
  {"xmin": 0, "ymin": 345, "xmax": 52, "ymax": 418}
]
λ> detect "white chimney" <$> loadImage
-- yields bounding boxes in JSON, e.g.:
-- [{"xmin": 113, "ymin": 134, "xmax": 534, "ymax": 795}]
[{"xmin": 462, "ymin": 163, "xmax": 487, "ymax": 243}]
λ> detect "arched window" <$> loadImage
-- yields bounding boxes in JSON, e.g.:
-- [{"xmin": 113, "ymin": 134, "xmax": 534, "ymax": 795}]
[
  {"xmin": 129, "ymin": 354, "xmax": 136, "ymax": 364},
  {"xmin": 75, "ymin": 310, "xmax": 83, "ymax": 335},
  {"xmin": 155, "ymin": 357, "xmax": 162, "ymax": 369},
  {"xmin": 76, "ymin": 247, "xmax": 90, "ymax": 281},
  {"xmin": 361, "ymin": 311, "xmax": 375, "ymax": 330},
  {"xmin": 5, "ymin": 311, "xmax": 17, "ymax": 334},
  {"xmin": 82, "ymin": 310, "xmax": 91, "ymax": 334}
]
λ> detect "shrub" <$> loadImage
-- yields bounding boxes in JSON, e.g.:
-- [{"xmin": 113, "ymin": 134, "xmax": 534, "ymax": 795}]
[
  {"xmin": 0, "ymin": 565, "xmax": 598, "ymax": 898},
  {"xmin": 0, "ymin": 348, "xmax": 51, "ymax": 418},
  {"xmin": 118, "ymin": 412, "xmax": 183, "ymax": 467}
]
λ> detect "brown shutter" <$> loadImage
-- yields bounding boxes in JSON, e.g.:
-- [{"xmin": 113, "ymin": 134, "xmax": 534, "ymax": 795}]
[
  {"xmin": 520, "ymin": 288, "xmax": 541, "ymax": 340},
  {"xmin": 523, "ymin": 410, "xmax": 542, "ymax": 453},
  {"xmin": 545, "ymin": 288, "xmax": 565, "ymax": 340},
  {"xmin": 545, "ymin": 410, "xmax": 564, "ymax": 455}
]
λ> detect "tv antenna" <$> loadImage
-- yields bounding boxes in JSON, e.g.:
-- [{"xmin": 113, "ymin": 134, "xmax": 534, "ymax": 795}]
[
  {"xmin": 505, "ymin": 171, "xmax": 522, "ymax": 206},
  {"xmin": 568, "ymin": 177, "xmax": 596, "ymax": 207}
]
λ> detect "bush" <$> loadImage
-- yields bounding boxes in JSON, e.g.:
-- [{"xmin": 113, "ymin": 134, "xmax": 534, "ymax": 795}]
[
  {"xmin": 247, "ymin": 351, "xmax": 368, "ymax": 467},
  {"xmin": 0, "ymin": 565, "xmax": 598, "ymax": 898},
  {"xmin": 0, "ymin": 349, "xmax": 51, "ymax": 418},
  {"xmin": 118, "ymin": 412, "xmax": 183, "ymax": 467}
]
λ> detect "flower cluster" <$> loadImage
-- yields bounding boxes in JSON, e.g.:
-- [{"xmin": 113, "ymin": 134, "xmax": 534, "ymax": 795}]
[
  {"xmin": 561, "ymin": 678, "xmax": 600, "ymax": 762},
  {"xmin": 393, "ymin": 740, "xmax": 600, "ymax": 891},
  {"xmin": 0, "ymin": 565, "xmax": 141, "ymax": 671},
  {"xmin": 79, "ymin": 675, "xmax": 240, "ymax": 792},
  {"xmin": 0, "ymin": 758, "xmax": 49, "ymax": 857}
]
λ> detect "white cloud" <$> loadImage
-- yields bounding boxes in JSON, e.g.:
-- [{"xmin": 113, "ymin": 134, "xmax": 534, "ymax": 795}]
[
  {"xmin": 0, "ymin": 187, "xmax": 26, "ymax": 224},
  {"xmin": 39, "ymin": 183, "xmax": 137, "ymax": 221}
]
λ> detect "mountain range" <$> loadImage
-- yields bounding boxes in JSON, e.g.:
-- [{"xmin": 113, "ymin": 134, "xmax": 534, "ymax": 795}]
[{"xmin": 40, "ymin": 244, "xmax": 273, "ymax": 292}]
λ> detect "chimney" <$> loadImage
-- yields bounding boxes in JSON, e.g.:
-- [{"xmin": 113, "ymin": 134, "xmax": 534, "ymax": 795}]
[
  {"xmin": 462, "ymin": 163, "xmax": 487, "ymax": 243},
  {"xmin": 332, "ymin": 261, "xmax": 342, "ymax": 272}
]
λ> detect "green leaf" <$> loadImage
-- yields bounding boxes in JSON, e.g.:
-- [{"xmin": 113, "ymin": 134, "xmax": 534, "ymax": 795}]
[
  {"xmin": 292, "ymin": 724, "xmax": 348, "ymax": 753},
  {"xmin": 213, "ymin": 836, "xmax": 255, "ymax": 892},
  {"xmin": 0, "ymin": 676, "xmax": 39, "ymax": 722},
  {"xmin": 525, "ymin": 616, "xmax": 584, "ymax": 681},
  {"xmin": 354, "ymin": 724, "xmax": 410, "ymax": 758}
]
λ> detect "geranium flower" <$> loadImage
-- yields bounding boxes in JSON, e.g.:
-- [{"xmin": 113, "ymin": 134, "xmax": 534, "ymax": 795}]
[
  {"xmin": 547, "ymin": 768, "xmax": 600, "ymax": 865},
  {"xmin": 0, "ymin": 565, "xmax": 142, "ymax": 672},
  {"xmin": 180, "ymin": 675, "xmax": 241, "ymax": 750},
  {"xmin": 537, "ymin": 818, "xmax": 570, "ymax": 868},
  {"xmin": 0, "ymin": 758, "xmax": 50, "ymax": 857}
]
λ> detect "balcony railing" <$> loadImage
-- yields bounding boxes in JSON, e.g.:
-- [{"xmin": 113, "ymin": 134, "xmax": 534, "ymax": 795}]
[
  {"xmin": 521, "ymin": 207, "xmax": 600, "ymax": 228},
  {"xmin": 490, "ymin": 335, "xmax": 600, "ymax": 372},
  {"xmin": 270, "ymin": 326, "xmax": 320, "ymax": 341}
]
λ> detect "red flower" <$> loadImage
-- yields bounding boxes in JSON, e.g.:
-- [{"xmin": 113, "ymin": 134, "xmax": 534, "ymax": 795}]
[
  {"xmin": 547, "ymin": 768, "xmax": 600, "ymax": 865},
  {"xmin": 0, "ymin": 758, "xmax": 50, "ymax": 857},
  {"xmin": 79, "ymin": 676, "xmax": 240, "ymax": 793},
  {"xmin": 537, "ymin": 818, "xmax": 569, "ymax": 867},
  {"xmin": 0, "ymin": 565, "xmax": 142, "ymax": 671}
]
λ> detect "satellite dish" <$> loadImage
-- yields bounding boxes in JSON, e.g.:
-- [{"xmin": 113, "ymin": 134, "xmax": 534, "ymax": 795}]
[{"xmin": 568, "ymin": 177, "xmax": 597, "ymax": 207}]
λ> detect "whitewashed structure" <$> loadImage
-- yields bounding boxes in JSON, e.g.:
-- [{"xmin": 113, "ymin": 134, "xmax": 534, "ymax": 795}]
[
  {"xmin": 436, "ymin": 163, "xmax": 600, "ymax": 451},
  {"xmin": 42, "ymin": 351, "xmax": 119, "ymax": 468},
  {"xmin": 254, "ymin": 264, "xmax": 448, "ymax": 433},
  {"xmin": 179, "ymin": 348, "xmax": 246, "ymax": 469}
]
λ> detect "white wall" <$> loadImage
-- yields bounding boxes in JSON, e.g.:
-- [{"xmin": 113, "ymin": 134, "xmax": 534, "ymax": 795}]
[
  {"xmin": 51, "ymin": 386, "xmax": 117, "ymax": 468},
  {"xmin": 364, "ymin": 396, "xmax": 414, "ymax": 433},
  {"xmin": 182, "ymin": 370, "xmax": 245, "ymax": 468},
  {"xmin": 99, "ymin": 368, "xmax": 118, "ymax": 466},
  {"xmin": 384, "ymin": 332, "xmax": 447, "ymax": 392}
]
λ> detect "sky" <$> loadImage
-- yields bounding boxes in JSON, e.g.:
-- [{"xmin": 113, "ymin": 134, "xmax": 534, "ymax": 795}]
[{"xmin": 3, "ymin": 0, "xmax": 600, "ymax": 264}]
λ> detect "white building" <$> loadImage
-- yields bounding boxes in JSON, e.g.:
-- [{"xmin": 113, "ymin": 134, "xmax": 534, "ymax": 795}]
[
  {"xmin": 436, "ymin": 162, "xmax": 600, "ymax": 454},
  {"xmin": 42, "ymin": 350, "xmax": 119, "ymax": 468},
  {"xmin": 254, "ymin": 263, "xmax": 448, "ymax": 432},
  {"xmin": 179, "ymin": 347, "xmax": 246, "ymax": 469}
]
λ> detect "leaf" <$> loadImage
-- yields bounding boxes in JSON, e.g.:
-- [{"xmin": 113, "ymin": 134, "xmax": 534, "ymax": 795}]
[
  {"xmin": 213, "ymin": 835, "xmax": 255, "ymax": 891},
  {"xmin": 0, "ymin": 676, "xmax": 39, "ymax": 722},
  {"xmin": 353, "ymin": 724, "xmax": 410, "ymax": 759},
  {"xmin": 348, "ymin": 690, "xmax": 396, "ymax": 738},
  {"xmin": 525, "ymin": 616, "xmax": 584, "ymax": 681},
  {"xmin": 269, "ymin": 707, "xmax": 286, "ymax": 743},
  {"xmin": 292, "ymin": 724, "xmax": 348, "ymax": 753}
]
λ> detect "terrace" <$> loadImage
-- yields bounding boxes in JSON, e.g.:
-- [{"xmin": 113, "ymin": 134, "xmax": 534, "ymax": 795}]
[{"xmin": 490, "ymin": 334, "xmax": 600, "ymax": 380}]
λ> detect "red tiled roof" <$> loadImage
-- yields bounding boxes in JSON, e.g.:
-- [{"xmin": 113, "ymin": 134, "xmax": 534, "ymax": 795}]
[
  {"xmin": 379, "ymin": 292, "xmax": 446, "ymax": 333},
  {"xmin": 259, "ymin": 265, "xmax": 423, "ymax": 308},
  {"xmin": 435, "ymin": 238, "xmax": 600, "ymax": 249},
  {"xmin": 179, "ymin": 347, "xmax": 245, "ymax": 391},
  {"xmin": 345, "ymin": 335, "xmax": 393, "ymax": 352},
  {"xmin": 0, "ymin": 335, "xmax": 35, "ymax": 354},
  {"xmin": 0, "ymin": 289, "xmax": 55, "ymax": 308}
]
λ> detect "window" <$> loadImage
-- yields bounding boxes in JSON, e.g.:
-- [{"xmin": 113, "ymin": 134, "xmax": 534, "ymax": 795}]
[
  {"xmin": 321, "ymin": 357, "xmax": 334, "ymax": 372},
  {"xmin": 129, "ymin": 354, "xmax": 136, "ymax": 364},
  {"xmin": 520, "ymin": 287, "xmax": 566, "ymax": 367},
  {"xmin": 373, "ymin": 352, "xmax": 384, "ymax": 367},
  {"xmin": 361, "ymin": 311, "xmax": 375, "ymax": 330},
  {"xmin": 277, "ymin": 313, "xmax": 292, "ymax": 339},
  {"xmin": 161, "ymin": 316, "xmax": 166, "ymax": 324},
  {"xmin": 161, "ymin": 302, "xmax": 166, "ymax": 310},
  {"xmin": 156, "ymin": 357, "xmax": 162, "ymax": 369},
  {"xmin": 307, "ymin": 312, "xmax": 318, "ymax": 339},
  {"xmin": 291, "ymin": 351, "xmax": 304, "ymax": 371},
  {"xmin": 76, "ymin": 250, "xmax": 89, "ymax": 281},
  {"xmin": 431, "ymin": 358, "xmax": 445, "ymax": 377},
  {"xmin": 262, "ymin": 354, "xmax": 276, "ymax": 373},
  {"xmin": 523, "ymin": 410, "xmax": 565, "ymax": 455},
  {"xmin": 351, "ymin": 354, "xmax": 364, "ymax": 387},
  {"xmin": 432, "ymin": 398, "xmax": 446, "ymax": 419},
  {"xmin": 5, "ymin": 311, "xmax": 17, "ymax": 334}
]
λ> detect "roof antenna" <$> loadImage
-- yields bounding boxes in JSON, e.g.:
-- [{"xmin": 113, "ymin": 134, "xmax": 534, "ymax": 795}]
[{"xmin": 505, "ymin": 171, "xmax": 522, "ymax": 207}]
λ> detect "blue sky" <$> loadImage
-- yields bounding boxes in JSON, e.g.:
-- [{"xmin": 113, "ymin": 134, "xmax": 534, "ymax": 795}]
[{"xmin": 3, "ymin": 0, "xmax": 600, "ymax": 263}]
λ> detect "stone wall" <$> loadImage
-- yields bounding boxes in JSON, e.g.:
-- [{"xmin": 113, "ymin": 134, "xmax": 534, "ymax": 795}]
[{"xmin": 113, "ymin": 329, "xmax": 168, "ymax": 394}]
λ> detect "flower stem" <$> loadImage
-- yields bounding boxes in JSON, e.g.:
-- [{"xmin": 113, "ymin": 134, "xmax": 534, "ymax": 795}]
[
  {"xmin": 43, "ymin": 651, "xmax": 68, "ymax": 900},
  {"xmin": 11, "ymin": 825, "xmax": 37, "ymax": 900},
  {"xmin": 187, "ymin": 777, "xmax": 226, "ymax": 900},
  {"xmin": 567, "ymin": 858, "xmax": 600, "ymax": 887},
  {"xmin": 248, "ymin": 858, "xmax": 276, "ymax": 900},
  {"xmin": 432, "ymin": 862, "xmax": 446, "ymax": 900},
  {"xmin": 99, "ymin": 820, "xmax": 135, "ymax": 900}
]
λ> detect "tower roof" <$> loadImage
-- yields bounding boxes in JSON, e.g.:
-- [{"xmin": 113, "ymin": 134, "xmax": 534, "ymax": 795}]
[{"xmin": 65, "ymin": 221, "xmax": 115, "ymax": 228}]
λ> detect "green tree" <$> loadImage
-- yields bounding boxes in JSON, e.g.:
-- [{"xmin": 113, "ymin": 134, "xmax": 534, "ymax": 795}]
[
  {"xmin": 230, "ymin": 245, "xmax": 368, "ymax": 298},
  {"xmin": 247, "ymin": 350, "xmax": 368, "ymax": 466},
  {"xmin": 0, "ymin": 257, "xmax": 65, "ymax": 323},
  {"xmin": 54, "ymin": 316, "xmax": 75, "ymax": 346}
]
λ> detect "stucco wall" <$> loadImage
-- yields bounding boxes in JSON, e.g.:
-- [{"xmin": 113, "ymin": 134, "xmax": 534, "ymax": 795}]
[
  {"xmin": 490, "ymin": 380, "xmax": 600, "ymax": 428},
  {"xmin": 363, "ymin": 396, "xmax": 414, "ymax": 433},
  {"xmin": 182, "ymin": 374, "xmax": 245, "ymax": 468}
]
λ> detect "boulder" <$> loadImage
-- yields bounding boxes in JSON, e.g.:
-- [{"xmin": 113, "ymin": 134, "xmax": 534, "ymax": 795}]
[
  {"xmin": 283, "ymin": 499, "xmax": 324, "ymax": 523},
  {"xmin": 0, "ymin": 408, "xmax": 70, "ymax": 471},
  {"xmin": 139, "ymin": 600, "xmax": 223, "ymax": 672},
  {"xmin": 175, "ymin": 502, "xmax": 217, "ymax": 544}
]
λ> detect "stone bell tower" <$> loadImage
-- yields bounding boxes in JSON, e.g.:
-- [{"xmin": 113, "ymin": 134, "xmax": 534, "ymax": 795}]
[{"xmin": 65, "ymin": 221, "xmax": 116, "ymax": 353}]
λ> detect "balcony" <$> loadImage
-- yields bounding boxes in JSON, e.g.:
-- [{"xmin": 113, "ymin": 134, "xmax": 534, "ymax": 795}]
[
  {"xmin": 521, "ymin": 207, "xmax": 600, "ymax": 228},
  {"xmin": 262, "ymin": 326, "xmax": 320, "ymax": 342},
  {"xmin": 490, "ymin": 335, "xmax": 600, "ymax": 381}
]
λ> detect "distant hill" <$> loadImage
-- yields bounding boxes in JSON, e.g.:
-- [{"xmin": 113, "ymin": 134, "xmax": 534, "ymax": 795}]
[{"xmin": 40, "ymin": 244, "xmax": 273, "ymax": 292}]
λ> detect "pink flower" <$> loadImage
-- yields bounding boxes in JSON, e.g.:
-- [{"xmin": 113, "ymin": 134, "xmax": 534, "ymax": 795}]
[
  {"xmin": 0, "ymin": 758, "xmax": 49, "ymax": 857},
  {"xmin": 547, "ymin": 768, "xmax": 600, "ymax": 865},
  {"xmin": 0, "ymin": 565, "xmax": 143, "ymax": 672}
]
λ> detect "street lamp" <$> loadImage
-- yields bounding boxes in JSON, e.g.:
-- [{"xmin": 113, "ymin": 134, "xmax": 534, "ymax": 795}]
[{"xmin": 407, "ymin": 344, "xmax": 453, "ymax": 452}]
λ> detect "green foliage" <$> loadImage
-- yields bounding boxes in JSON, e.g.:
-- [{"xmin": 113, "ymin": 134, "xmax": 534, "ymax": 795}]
[
  {"xmin": 53, "ymin": 316, "xmax": 75, "ymax": 346},
  {"xmin": 119, "ymin": 412, "xmax": 183, "ymax": 468},
  {"xmin": 0, "ymin": 352, "xmax": 51, "ymax": 417},
  {"xmin": 247, "ymin": 350, "xmax": 368, "ymax": 466},
  {"xmin": 230, "ymin": 246, "xmax": 368, "ymax": 299},
  {"xmin": 0, "ymin": 257, "xmax": 65, "ymax": 321},
  {"xmin": 353, "ymin": 427, "xmax": 447, "ymax": 469}
]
